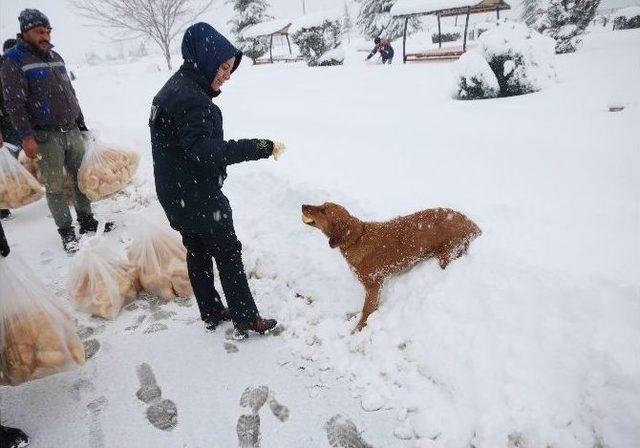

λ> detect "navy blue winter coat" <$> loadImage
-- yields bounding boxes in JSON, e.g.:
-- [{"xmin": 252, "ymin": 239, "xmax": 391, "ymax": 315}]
[{"xmin": 149, "ymin": 23, "xmax": 273, "ymax": 234}]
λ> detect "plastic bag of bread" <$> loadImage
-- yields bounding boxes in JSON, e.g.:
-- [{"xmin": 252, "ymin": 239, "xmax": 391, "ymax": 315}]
[
  {"xmin": 68, "ymin": 238, "xmax": 140, "ymax": 320},
  {"xmin": 0, "ymin": 144, "xmax": 44, "ymax": 209},
  {"xmin": 78, "ymin": 139, "xmax": 140, "ymax": 202},
  {"xmin": 127, "ymin": 218, "xmax": 192, "ymax": 300},
  {"xmin": 0, "ymin": 254, "xmax": 85, "ymax": 386},
  {"xmin": 19, "ymin": 150, "xmax": 74, "ymax": 204}
]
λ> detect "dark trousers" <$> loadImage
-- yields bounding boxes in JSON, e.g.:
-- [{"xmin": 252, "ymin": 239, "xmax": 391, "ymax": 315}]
[
  {"xmin": 381, "ymin": 48, "xmax": 394, "ymax": 64},
  {"xmin": 181, "ymin": 229, "xmax": 259, "ymax": 327}
]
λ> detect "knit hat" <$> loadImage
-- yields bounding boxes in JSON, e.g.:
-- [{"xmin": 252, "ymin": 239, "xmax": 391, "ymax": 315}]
[{"xmin": 19, "ymin": 9, "xmax": 51, "ymax": 33}]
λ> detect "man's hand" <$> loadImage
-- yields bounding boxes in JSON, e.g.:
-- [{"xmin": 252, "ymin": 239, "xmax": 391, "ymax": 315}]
[
  {"xmin": 22, "ymin": 136, "xmax": 40, "ymax": 159},
  {"xmin": 272, "ymin": 142, "xmax": 286, "ymax": 161}
]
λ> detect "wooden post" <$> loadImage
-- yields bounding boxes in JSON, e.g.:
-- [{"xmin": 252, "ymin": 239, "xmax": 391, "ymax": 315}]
[
  {"xmin": 437, "ymin": 13, "xmax": 442, "ymax": 49},
  {"xmin": 269, "ymin": 34, "xmax": 274, "ymax": 63},
  {"xmin": 286, "ymin": 34, "xmax": 292, "ymax": 54},
  {"xmin": 463, "ymin": 7, "xmax": 470, "ymax": 52},
  {"xmin": 497, "ymin": 5, "xmax": 500, "ymax": 19},
  {"xmin": 402, "ymin": 17, "xmax": 409, "ymax": 63}
]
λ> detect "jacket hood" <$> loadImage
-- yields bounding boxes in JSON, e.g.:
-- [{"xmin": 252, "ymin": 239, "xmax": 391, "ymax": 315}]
[{"xmin": 181, "ymin": 23, "xmax": 242, "ymax": 91}]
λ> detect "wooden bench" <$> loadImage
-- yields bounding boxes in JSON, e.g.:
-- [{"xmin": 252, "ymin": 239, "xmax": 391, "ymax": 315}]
[
  {"xmin": 404, "ymin": 48, "xmax": 466, "ymax": 61},
  {"xmin": 253, "ymin": 56, "xmax": 304, "ymax": 65}
]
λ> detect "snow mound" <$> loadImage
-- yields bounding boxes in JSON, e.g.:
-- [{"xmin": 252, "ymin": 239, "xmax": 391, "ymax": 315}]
[
  {"xmin": 453, "ymin": 50, "xmax": 500, "ymax": 100},
  {"xmin": 318, "ymin": 46, "xmax": 345, "ymax": 66}
]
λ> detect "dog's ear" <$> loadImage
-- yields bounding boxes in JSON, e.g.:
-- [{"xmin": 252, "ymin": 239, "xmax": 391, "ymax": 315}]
[{"xmin": 328, "ymin": 219, "xmax": 349, "ymax": 248}]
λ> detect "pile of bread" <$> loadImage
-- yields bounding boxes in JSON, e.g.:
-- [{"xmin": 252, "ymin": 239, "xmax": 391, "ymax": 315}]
[
  {"xmin": 0, "ymin": 151, "xmax": 44, "ymax": 209},
  {"xmin": 0, "ymin": 310, "xmax": 85, "ymax": 386},
  {"xmin": 78, "ymin": 146, "xmax": 140, "ymax": 201},
  {"xmin": 127, "ymin": 232, "xmax": 192, "ymax": 301},
  {"xmin": 70, "ymin": 261, "xmax": 140, "ymax": 320}
]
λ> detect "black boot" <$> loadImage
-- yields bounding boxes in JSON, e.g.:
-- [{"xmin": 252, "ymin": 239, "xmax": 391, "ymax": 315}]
[
  {"xmin": 0, "ymin": 424, "xmax": 30, "ymax": 448},
  {"xmin": 78, "ymin": 215, "xmax": 115, "ymax": 234},
  {"xmin": 203, "ymin": 307, "xmax": 232, "ymax": 331},
  {"xmin": 58, "ymin": 226, "xmax": 79, "ymax": 254},
  {"xmin": 0, "ymin": 209, "xmax": 11, "ymax": 220},
  {"xmin": 234, "ymin": 317, "xmax": 278, "ymax": 339}
]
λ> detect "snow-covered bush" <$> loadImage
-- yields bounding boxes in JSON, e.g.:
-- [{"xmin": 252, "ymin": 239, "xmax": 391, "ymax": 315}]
[
  {"xmin": 291, "ymin": 19, "xmax": 342, "ymax": 66},
  {"xmin": 453, "ymin": 51, "xmax": 500, "ymax": 100},
  {"xmin": 541, "ymin": 0, "xmax": 600, "ymax": 53},
  {"xmin": 453, "ymin": 23, "xmax": 556, "ymax": 100},
  {"xmin": 613, "ymin": 7, "xmax": 640, "ymax": 29},
  {"xmin": 478, "ymin": 22, "xmax": 556, "ymax": 97},
  {"xmin": 317, "ymin": 46, "xmax": 345, "ymax": 66}
]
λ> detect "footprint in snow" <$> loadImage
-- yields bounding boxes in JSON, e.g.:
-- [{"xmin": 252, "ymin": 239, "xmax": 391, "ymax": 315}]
[
  {"xmin": 236, "ymin": 386, "xmax": 290, "ymax": 447},
  {"xmin": 135, "ymin": 363, "xmax": 178, "ymax": 431},
  {"xmin": 325, "ymin": 414, "xmax": 374, "ymax": 448}
]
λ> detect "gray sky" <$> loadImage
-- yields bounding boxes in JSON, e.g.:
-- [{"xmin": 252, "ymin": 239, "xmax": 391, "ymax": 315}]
[{"xmin": 0, "ymin": 0, "xmax": 343, "ymax": 63}]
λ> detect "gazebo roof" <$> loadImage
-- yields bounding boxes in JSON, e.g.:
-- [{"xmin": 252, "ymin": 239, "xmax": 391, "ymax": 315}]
[
  {"xmin": 391, "ymin": 0, "xmax": 510, "ymax": 17},
  {"xmin": 242, "ymin": 19, "xmax": 293, "ymax": 39}
]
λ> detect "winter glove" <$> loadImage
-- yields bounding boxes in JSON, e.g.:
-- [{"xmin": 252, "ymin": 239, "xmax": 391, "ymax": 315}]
[{"xmin": 272, "ymin": 142, "xmax": 286, "ymax": 161}]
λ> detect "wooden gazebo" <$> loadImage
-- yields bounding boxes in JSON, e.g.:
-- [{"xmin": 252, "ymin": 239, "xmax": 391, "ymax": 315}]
[
  {"xmin": 242, "ymin": 19, "xmax": 303, "ymax": 65},
  {"xmin": 391, "ymin": 0, "xmax": 511, "ymax": 62}
]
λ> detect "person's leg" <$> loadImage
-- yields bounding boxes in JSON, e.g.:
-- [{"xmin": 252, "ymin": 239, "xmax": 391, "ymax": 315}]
[
  {"xmin": 181, "ymin": 233, "xmax": 226, "ymax": 322},
  {"xmin": 205, "ymin": 228, "xmax": 260, "ymax": 328},
  {"xmin": 36, "ymin": 130, "xmax": 74, "ymax": 230},
  {"xmin": 64, "ymin": 130, "xmax": 93, "ymax": 222}
]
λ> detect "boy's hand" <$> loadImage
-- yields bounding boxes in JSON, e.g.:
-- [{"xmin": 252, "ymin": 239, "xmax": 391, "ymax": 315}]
[{"xmin": 272, "ymin": 142, "xmax": 286, "ymax": 161}]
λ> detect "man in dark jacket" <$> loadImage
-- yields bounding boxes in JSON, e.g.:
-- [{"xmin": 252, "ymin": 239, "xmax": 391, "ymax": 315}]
[
  {"xmin": 1, "ymin": 38, "xmax": 19, "ymax": 220},
  {"xmin": 0, "ymin": 221, "xmax": 31, "ymax": 448},
  {"xmin": 0, "ymin": 39, "xmax": 19, "ymax": 150},
  {"xmin": 366, "ymin": 36, "xmax": 394, "ymax": 64},
  {"xmin": 0, "ymin": 9, "xmax": 113, "ymax": 253},
  {"xmin": 150, "ymin": 23, "xmax": 282, "ymax": 338}
]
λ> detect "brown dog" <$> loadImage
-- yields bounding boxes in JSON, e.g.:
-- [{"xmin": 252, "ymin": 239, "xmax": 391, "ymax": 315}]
[{"xmin": 301, "ymin": 203, "xmax": 481, "ymax": 331}]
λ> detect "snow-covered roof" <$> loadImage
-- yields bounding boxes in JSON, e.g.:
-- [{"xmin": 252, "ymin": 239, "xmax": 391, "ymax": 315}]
[
  {"xmin": 242, "ymin": 19, "xmax": 293, "ymax": 39},
  {"xmin": 391, "ymin": 0, "xmax": 479, "ymax": 16},
  {"xmin": 598, "ymin": 0, "xmax": 640, "ymax": 12},
  {"xmin": 391, "ymin": 0, "xmax": 509, "ymax": 16},
  {"xmin": 614, "ymin": 5, "xmax": 640, "ymax": 17},
  {"xmin": 289, "ymin": 9, "xmax": 342, "ymax": 34}
]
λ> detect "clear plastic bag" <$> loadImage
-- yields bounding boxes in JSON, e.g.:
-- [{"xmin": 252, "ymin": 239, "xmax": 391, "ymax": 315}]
[
  {"xmin": 127, "ymin": 218, "xmax": 192, "ymax": 301},
  {"xmin": 18, "ymin": 150, "xmax": 74, "ymax": 204},
  {"xmin": 78, "ymin": 140, "xmax": 140, "ymax": 202},
  {"xmin": 0, "ymin": 144, "xmax": 44, "ymax": 209},
  {"xmin": 0, "ymin": 254, "xmax": 85, "ymax": 386},
  {"xmin": 68, "ymin": 238, "xmax": 140, "ymax": 320}
]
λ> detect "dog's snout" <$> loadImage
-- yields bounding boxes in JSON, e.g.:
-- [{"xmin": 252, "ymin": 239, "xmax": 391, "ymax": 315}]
[{"xmin": 302, "ymin": 204, "xmax": 310, "ymax": 213}]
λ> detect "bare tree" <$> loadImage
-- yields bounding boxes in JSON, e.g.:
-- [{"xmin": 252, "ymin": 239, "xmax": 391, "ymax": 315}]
[{"xmin": 70, "ymin": 0, "xmax": 213, "ymax": 70}]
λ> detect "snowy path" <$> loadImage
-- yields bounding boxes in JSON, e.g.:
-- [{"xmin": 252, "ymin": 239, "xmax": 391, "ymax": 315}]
[{"xmin": 2, "ymin": 29, "xmax": 639, "ymax": 448}]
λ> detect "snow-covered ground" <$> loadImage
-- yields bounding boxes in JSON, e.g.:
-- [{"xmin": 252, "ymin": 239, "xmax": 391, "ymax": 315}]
[{"xmin": 2, "ymin": 28, "xmax": 639, "ymax": 448}]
